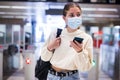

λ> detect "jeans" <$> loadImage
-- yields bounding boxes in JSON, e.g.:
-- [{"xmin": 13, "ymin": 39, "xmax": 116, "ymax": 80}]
[{"xmin": 47, "ymin": 71, "xmax": 80, "ymax": 80}]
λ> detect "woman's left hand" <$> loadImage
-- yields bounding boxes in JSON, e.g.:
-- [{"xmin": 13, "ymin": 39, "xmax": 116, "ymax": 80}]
[{"xmin": 70, "ymin": 41, "xmax": 83, "ymax": 53}]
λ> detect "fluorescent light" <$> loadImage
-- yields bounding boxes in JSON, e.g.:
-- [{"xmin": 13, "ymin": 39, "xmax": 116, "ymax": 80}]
[
  {"xmin": 15, "ymin": 16, "xmax": 26, "ymax": 19},
  {"xmin": 82, "ymin": 17, "xmax": 95, "ymax": 20},
  {"xmin": 0, "ymin": 6, "xmax": 10, "ymax": 8},
  {"xmin": 97, "ymin": 8, "xmax": 118, "ymax": 12},
  {"xmin": 1, "ymin": 16, "xmax": 14, "ymax": 18},
  {"xmin": 11, "ymin": 6, "xmax": 32, "ymax": 9},
  {"xmin": 0, "ymin": 5, "xmax": 33, "ymax": 9},
  {"xmin": 49, "ymin": 5, "xmax": 64, "ymax": 9},
  {"xmin": 114, "ymin": 25, "xmax": 120, "ymax": 29},
  {"xmin": 11, "ymin": 5, "xmax": 49, "ymax": 10},
  {"xmin": 1, "ymin": 15, "xmax": 26, "ymax": 19},
  {"xmin": 82, "ymin": 8, "xmax": 118, "ymax": 12},
  {"xmin": 82, "ymin": 8, "xmax": 97, "ymax": 11},
  {"xmin": 87, "ymin": 14, "xmax": 119, "ymax": 18},
  {"xmin": 0, "ymin": 12, "xmax": 35, "ymax": 15},
  {"xmin": 0, "ymin": 12, "xmax": 5, "ymax": 14}
]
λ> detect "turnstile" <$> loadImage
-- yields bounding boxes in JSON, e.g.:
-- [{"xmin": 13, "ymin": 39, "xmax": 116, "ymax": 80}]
[
  {"xmin": 23, "ymin": 50, "xmax": 35, "ymax": 80},
  {"xmin": 0, "ymin": 49, "xmax": 3, "ymax": 80}
]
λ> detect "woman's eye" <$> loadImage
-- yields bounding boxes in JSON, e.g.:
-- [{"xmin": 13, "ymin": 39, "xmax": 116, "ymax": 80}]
[
  {"xmin": 69, "ymin": 14, "xmax": 74, "ymax": 17},
  {"xmin": 68, "ymin": 13, "xmax": 81, "ymax": 17},
  {"xmin": 77, "ymin": 14, "xmax": 80, "ymax": 17}
]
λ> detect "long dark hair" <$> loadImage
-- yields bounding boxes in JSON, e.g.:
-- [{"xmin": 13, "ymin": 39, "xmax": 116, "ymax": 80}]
[{"xmin": 63, "ymin": 2, "xmax": 82, "ymax": 16}]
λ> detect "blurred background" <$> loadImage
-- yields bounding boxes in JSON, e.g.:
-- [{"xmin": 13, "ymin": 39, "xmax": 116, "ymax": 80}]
[{"xmin": 0, "ymin": 0, "xmax": 119, "ymax": 80}]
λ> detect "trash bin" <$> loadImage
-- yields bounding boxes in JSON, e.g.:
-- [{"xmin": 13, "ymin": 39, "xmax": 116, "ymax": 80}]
[
  {"xmin": 0, "ymin": 49, "xmax": 3, "ymax": 80},
  {"xmin": 23, "ymin": 50, "xmax": 35, "ymax": 80}
]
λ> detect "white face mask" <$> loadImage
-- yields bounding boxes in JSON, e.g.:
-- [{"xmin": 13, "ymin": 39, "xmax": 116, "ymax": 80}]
[{"xmin": 67, "ymin": 17, "xmax": 82, "ymax": 29}]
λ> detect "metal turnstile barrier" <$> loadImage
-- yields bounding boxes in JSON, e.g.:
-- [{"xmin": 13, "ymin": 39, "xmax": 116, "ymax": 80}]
[
  {"xmin": 0, "ymin": 49, "xmax": 3, "ymax": 80},
  {"xmin": 88, "ymin": 48, "xmax": 99, "ymax": 80},
  {"xmin": 23, "ymin": 50, "xmax": 35, "ymax": 80}
]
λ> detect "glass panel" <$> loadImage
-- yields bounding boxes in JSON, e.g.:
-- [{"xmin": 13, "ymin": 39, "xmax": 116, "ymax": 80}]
[
  {"xmin": 6, "ymin": 25, "xmax": 12, "ymax": 44},
  {"xmin": 0, "ymin": 24, "xmax": 6, "ymax": 44},
  {"xmin": 13, "ymin": 31, "xmax": 19, "ymax": 44},
  {"xmin": 12, "ymin": 25, "xmax": 20, "ymax": 44},
  {"xmin": 0, "ymin": 32, "xmax": 5, "ymax": 44}
]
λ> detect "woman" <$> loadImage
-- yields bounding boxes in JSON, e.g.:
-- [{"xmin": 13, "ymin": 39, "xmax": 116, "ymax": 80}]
[{"xmin": 41, "ymin": 2, "xmax": 93, "ymax": 80}]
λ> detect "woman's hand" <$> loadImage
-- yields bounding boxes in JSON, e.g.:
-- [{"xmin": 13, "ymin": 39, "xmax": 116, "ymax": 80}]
[
  {"xmin": 47, "ymin": 37, "xmax": 61, "ymax": 51},
  {"xmin": 70, "ymin": 40, "xmax": 83, "ymax": 53}
]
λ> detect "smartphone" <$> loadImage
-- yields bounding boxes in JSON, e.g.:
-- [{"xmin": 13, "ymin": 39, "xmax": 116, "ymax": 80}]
[{"xmin": 73, "ymin": 37, "xmax": 84, "ymax": 43}]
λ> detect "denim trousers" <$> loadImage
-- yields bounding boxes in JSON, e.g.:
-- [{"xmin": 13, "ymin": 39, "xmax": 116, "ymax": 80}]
[{"xmin": 47, "ymin": 71, "xmax": 80, "ymax": 80}]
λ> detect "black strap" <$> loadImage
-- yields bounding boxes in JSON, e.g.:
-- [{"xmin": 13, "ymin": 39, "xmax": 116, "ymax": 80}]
[
  {"xmin": 35, "ymin": 28, "xmax": 62, "ymax": 80},
  {"xmin": 56, "ymin": 28, "xmax": 62, "ymax": 38}
]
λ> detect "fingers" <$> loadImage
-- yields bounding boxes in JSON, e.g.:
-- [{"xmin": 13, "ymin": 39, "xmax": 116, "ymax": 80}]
[
  {"xmin": 52, "ymin": 37, "xmax": 61, "ymax": 48},
  {"xmin": 56, "ymin": 37, "xmax": 61, "ymax": 43},
  {"xmin": 56, "ymin": 37, "xmax": 61, "ymax": 40},
  {"xmin": 70, "ymin": 41, "xmax": 82, "ymax": 47},
  {"xmin": 70, "ymin": 41, "xmax": 83, "ymax": 52}
]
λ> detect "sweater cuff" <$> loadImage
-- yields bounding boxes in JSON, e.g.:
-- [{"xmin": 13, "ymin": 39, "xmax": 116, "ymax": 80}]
[
  {"xmin": 46, "ymin": 48, "xmax": 53, "ymax": 57},
  {"xmin": 76, "ymin": 49, "xmax": 84, "ymax": 55},
  {"xmin": 76, "ymin": 49, "xmax": 89, "ymax": 63},
  {"xmin": 41, "ymin": 47, "xmax": 53, "ymax": 61}
]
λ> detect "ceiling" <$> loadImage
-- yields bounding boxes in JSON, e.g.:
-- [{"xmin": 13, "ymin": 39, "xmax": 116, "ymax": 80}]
[{"xmin": 0, "ymin": 1, "xmax": 120, "ymax": 26}]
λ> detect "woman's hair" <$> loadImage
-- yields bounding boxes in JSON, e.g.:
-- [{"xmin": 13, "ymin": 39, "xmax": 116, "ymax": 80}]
[{"xmin": 63, "ymin": 2, "xmax": 82, "ymax": 16}]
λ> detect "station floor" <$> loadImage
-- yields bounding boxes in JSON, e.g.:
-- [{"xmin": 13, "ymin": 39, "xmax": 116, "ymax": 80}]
[
  {"xmin": 3, "ymin": 46, "xmax": 114, "ymax": 80},
  {"xmin": 5, "ymin": 68, "xmax": 112, "ymax": 80}
]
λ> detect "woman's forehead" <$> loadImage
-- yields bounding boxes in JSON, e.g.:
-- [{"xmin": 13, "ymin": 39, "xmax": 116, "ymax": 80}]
[{"xmin": 67, "ymin": 7, "xmax": 81, "ymax": 13}]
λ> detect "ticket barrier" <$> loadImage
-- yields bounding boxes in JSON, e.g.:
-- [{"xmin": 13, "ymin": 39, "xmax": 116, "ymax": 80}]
[
  {"xmin": 113, "ymin": 48, "xmax": 120, "ymax": 80},
  {"xmin": 88, "ymin": 48, "xmax": 99, "ymax": 80},
  {"xmin": 0, "ymin": 48, "xmax": 3, "ymax": 80},
  {"xmin": 23, "ymin": 50, "xmax": 35, "ymax": 80},
  {"xmin": 100, "ymin": 44, "xmax": 119, "ymax": 80},
  {"xmin": 2, "ymin": 44, "xmax": 19, "ymax": 80}
]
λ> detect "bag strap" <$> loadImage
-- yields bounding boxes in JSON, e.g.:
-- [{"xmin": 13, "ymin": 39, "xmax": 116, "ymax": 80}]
[{"xmin": 56, "ymin": 28, "xmax": 62, "ymax": 38}]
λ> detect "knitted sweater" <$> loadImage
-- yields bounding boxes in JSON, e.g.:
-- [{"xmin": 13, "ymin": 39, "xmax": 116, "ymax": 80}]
[{"xmin": 41, "ymin": 28, "xmax": 93, "ymax": 72}]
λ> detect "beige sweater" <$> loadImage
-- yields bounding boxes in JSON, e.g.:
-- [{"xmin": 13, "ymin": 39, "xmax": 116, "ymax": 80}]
[{"xmin": 41, "ymin": 28, "xmax": 93, "ymax": 72}]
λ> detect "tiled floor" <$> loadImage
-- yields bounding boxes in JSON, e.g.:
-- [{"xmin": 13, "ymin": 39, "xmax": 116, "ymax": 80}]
[
  {"xmin": 5, "ymin": 69, "xmax": 24, "ymax": 80},
  {"xmin": 5, "ymin": 68, "xmax": 112, "ymax": 80},
  {"xmin": 98, "ymin": 71, "xmax": 112, "ymax": 80},
  {"xmin": 5, "ymin": 48, "xmax": 113, "ymax": 80}
]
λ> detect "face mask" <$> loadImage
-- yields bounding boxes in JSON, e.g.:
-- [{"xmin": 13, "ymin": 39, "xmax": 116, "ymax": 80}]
[{"xmin": 67, "ymin": 17, "xmax": 82, "ymax": 29}]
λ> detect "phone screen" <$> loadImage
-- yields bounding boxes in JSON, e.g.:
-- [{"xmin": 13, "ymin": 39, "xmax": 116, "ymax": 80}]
[{"xmin": 73, "ymin": 37, "xmax": 84, "ymax": 43}]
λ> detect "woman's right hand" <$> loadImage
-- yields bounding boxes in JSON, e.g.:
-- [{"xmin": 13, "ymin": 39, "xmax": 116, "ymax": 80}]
[{"xmin": 47, "ymin": 37, "xmax": 61, "ymax": 51}]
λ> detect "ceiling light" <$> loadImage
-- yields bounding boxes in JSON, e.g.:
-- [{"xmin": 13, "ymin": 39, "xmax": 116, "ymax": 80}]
[
  {"xmin": 0, "ymin": 12, "xmax": 5, "ymax": 14},
  {"xmin": 11, "ymin": 6, "xmax": 32, "ymax": 9},
  {"xmin": 1, "ymin": 16, "xmax": 14, "ymax": 18},
  {"xmin": 87, "ymin": 14, "xmax": 119, "ymax": 18},
  {"xmin": 82, "ymin": 8, "xmax": 97, "ymax": 11},
  {"xmin": 0, "ymin": 6, "xmax": 10, "ymax": 8},
  {"xmin": 97, "ymin": 8, "xmax": 118, "ymax": 12},
  {"xmin": 49, "ymin": 5, "xmax": 64, "ymax": 9},
  {"xmin": 82, "ymin": 8, "xmax": 118, "ymax": 12}
]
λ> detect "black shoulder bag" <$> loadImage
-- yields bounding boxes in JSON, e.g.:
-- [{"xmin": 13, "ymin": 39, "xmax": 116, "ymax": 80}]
[{"xmin": 35, "ymin": 28, "xmax": 62, "ymax": 80}]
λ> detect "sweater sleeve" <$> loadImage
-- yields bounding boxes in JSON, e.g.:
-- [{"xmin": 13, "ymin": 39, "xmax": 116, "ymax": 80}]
[
  {"xmin": 74, "ymin": 36, "xmax": 93, "ymax": 72},
  {"xmin": 41, "ymin": 29, "xmax": 57, "ymax": 61}
]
